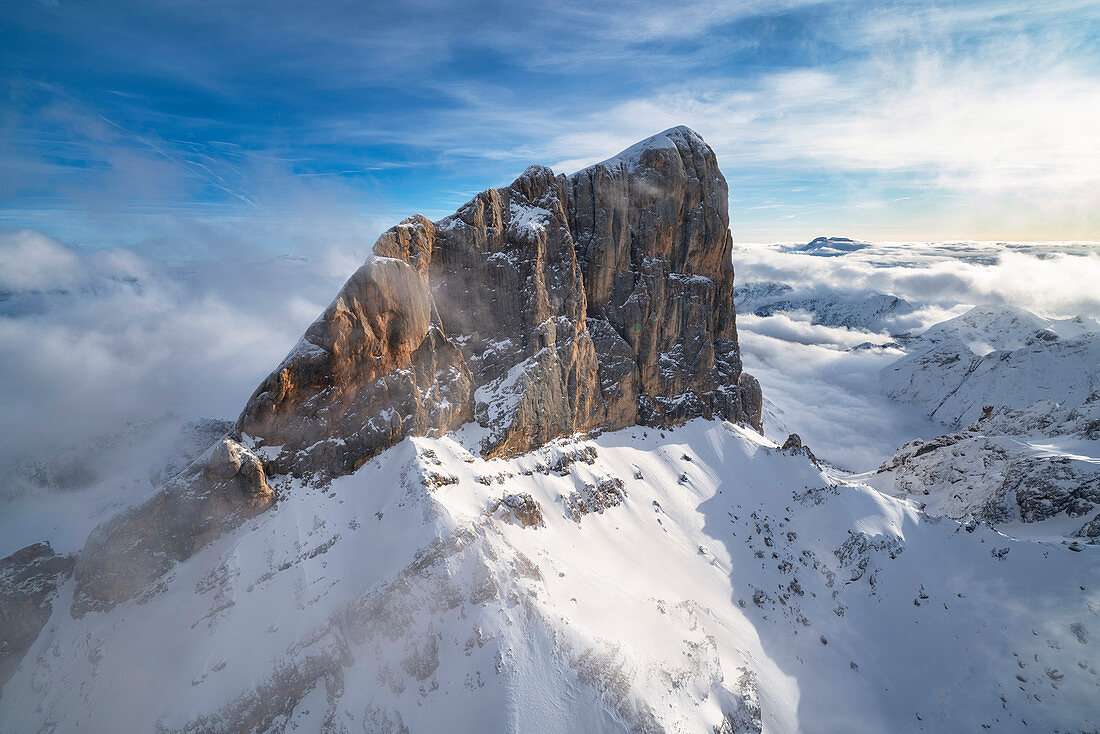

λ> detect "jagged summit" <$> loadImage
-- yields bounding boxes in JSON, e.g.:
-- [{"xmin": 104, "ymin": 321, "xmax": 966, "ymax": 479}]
[{"xmin": 235, "ymin": 127, "xmax": 761, "ymax": 478}]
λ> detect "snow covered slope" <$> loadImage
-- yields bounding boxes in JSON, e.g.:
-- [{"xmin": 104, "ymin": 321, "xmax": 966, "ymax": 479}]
[
  {"xmin": 3, "ymin": 420, "xmax": 1097, "ymax": 733},
  {"xmin": 883, "ymin": 305, "xmax": 1100, "ymax": 428}
]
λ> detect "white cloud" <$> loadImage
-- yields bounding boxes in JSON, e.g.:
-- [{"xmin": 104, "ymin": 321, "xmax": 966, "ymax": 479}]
[
  {"xmin": 734, "ymin": 241, "xmax": 1100, "ymax": 322},
  {"xmin": 0, "ymin": 229, "xmax": 356, "ymax": 466},
  {"xmin": 537, "ymin": 18, "xmax": 1100, "ymax": 238},
  {"xmin": 736, "ymin": 312, "xmax": 882, "ymax": 348},
  {"xmin": 737, "ymin": 326, "xmax": 936, "ymax": 470}
]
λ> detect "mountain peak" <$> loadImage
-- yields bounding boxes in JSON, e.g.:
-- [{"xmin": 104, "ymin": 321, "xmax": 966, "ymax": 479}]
[
  {"xmin": 232, "ymin": 127, "xmax": 754, "ymax": 478},
  {"xmin": 71, "ymin": 129, "xmax": 760, "ymax": 614}
]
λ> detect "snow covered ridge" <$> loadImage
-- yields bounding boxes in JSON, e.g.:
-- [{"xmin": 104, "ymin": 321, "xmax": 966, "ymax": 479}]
[
  {"xmin": 583, "ymin": 124, "xmax": 707, "ymax": 174},
  {"xmin": 2, "ymin": 420, "xmax": 1097, "ymax": 732}
]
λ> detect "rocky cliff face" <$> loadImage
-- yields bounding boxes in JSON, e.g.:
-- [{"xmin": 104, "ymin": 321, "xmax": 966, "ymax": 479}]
[{"xmin": 237, "ymin": 126, "xmax": 759, "ymax": 478}]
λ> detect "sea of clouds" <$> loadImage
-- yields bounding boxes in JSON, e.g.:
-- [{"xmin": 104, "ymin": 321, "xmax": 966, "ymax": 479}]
[{"xmin": 0, "ymin": 228, "xmax": 362, "ymax": 468}]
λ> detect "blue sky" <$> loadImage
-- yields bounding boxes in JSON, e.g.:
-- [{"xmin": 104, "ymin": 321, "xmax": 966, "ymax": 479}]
[{"xmin": 2, "ymin": 0, "xmax": 1098, "ymax": 250}]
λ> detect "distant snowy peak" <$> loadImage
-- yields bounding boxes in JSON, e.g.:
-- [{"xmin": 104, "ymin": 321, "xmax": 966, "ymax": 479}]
[
  {"xmin": 732, "ymin": 281, "xmax": 793, "ymax": 304},
  {"xmin": 876, "ymin": 304, "xmax": 1100, "ymax": 540},
  {"xmin": 919, "ymin": 304, "xmax": 1099, "ymax": 355},
  {"xmin": 786, "ymin": 236, "xmax": 871, "ymax": 257},
  {"xmin": 884, "ymin": 304, "xmax": 1100, "ymax": 428}
]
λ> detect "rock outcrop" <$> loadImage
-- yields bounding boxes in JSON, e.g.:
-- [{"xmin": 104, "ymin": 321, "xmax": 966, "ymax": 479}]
[
  {"xmin": 0, "ymin": 542, "xmax": 74, "ymax": 694},
  {"xmin": 237, "ymin": 126, "xmax": 758, "ymax": 477},
  {"xmin": 72, "ymin": 438, "xmax": 273, "ymax": 615},
  {"xmin": 875, "ymin": 398, "xmax": 1100, "ymax": 538}
]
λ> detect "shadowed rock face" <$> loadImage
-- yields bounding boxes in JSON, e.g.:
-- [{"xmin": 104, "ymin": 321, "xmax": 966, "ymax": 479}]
[
  {"xmin": 237, "ymin": 126, "xmax": 758, "ymax": 477},
  {"xmin": 0, "ymin": 542, "xmax": 75, "ymax": 694},
  {"xmin": 568, "ymin": 127, "xmax": 742, "ymax": 424}
]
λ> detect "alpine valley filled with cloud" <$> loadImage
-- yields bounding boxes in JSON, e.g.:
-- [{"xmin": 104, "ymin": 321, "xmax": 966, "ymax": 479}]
[{"xmin": 1, "ymin": 2, "xmax": 1099, "ymax": 733}]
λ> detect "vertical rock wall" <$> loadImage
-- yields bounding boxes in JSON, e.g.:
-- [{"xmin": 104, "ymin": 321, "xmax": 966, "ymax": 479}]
[{"xmin": 235, "ymin": 126, "xmax": 760, "ymax": 478}]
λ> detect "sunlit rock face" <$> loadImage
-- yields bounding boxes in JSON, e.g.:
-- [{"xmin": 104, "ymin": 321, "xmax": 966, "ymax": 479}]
[
  {"xmin": 236, "ymin": 126, "xmax": 758, "ymax": 478},
  {"xmin": 233, "ymin": 252, "xmax": 474, "ymax": 477}
]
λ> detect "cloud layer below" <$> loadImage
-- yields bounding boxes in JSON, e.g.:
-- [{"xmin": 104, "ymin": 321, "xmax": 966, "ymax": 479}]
[
  {"xmin": 732, "ymin": 240, "xmax": 1100, "ymax": 468},
  {"xmin": 0, "ymin": 229, "xmax": 354, "ymax": 465}
]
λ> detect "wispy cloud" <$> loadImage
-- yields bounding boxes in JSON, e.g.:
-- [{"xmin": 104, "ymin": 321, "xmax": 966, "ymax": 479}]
[
  {"xmin": 541, "ymin": 40, "xmax": 1100, "ymax": 237},
  {"xmin": 2, "ymin": 0, "xmax": 1097, "ymax": 242}
]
